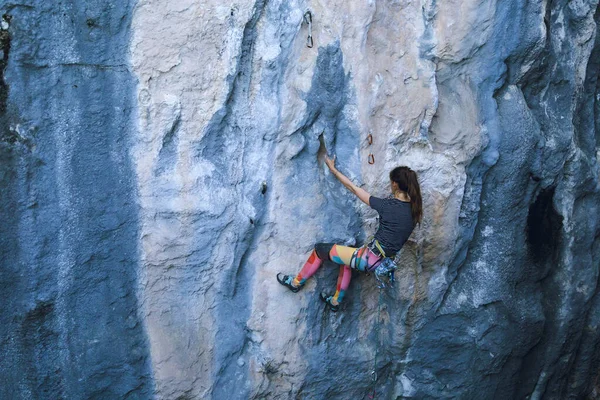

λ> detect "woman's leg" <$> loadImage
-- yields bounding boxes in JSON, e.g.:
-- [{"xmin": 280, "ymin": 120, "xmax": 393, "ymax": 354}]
[
  {"xmin": 328, "ymin": 245, "xmax": 381, "ymax": 304},
  {"xmin": 292, "ymin": 249, "xmax": 322, "ymax": 287},
  {"xmin": 292, "ymin": 243, "xmax": 371, "ymax": 304},
  {"xmin": 292, "ymin": 243, "xmax": 336, "ymax": 286},
  {"xmin": 332, "ymin": 264, "xmax": 352, "ymax": 304},
  {"xmin": 326, "ymin": 245, "xmax": 366, "ymax": 305},
  {"xmin": 329, "ymin": 244, "xmax": 370, "ymax": 271}
]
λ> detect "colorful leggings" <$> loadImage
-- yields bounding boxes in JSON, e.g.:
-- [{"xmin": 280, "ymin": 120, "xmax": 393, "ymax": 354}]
[{"xmin": 293, "ymin": 243, "xmax": 382, "ymax": 304}]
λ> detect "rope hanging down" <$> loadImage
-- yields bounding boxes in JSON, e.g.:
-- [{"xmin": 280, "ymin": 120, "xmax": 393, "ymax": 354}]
[
  {"xmin": 367, "ymin": 252, "xmax": 398, "ymax": 399},
  {"xmin": 368, "ymin": 286, "xmax": 385, "ymax": 399}
]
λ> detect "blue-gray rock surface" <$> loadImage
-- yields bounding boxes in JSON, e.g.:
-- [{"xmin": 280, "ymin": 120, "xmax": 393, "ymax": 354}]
[{"xmin": 1, "ymin": 0, "xmax": 599, "ymax": 399}]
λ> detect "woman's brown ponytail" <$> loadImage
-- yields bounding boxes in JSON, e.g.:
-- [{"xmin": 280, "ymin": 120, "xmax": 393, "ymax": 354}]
[{"xmin": 390, "ymin": 166, "xmax": 423, "ymax": 226}]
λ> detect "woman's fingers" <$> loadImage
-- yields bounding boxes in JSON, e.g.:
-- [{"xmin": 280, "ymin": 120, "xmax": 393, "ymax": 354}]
[{"xmin": 324, "ymin": 154, "xmax": 338, "ymax": 172}]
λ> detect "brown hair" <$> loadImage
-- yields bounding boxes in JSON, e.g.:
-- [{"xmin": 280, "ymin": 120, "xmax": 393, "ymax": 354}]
[{"xmin": 390, "ymin": 166, "xmax": 422, "ymax": 226}]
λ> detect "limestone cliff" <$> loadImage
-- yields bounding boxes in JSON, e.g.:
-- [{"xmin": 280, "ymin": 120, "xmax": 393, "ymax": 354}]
[{"xmin": 1, "ymin": 1, "xmax": 599, "ymax": 399}]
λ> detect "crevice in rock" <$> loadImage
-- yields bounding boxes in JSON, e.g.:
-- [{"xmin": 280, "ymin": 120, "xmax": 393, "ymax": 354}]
[
  {"xmin": 526, "ymin": 186, "xmax": 562, "ymax": 263},
  {"xmin": 197, "ymin": 0, "xmax": 267, "ymax": 172},
  {"xmin": 434, "ymin": 154, "xmax": 486, "ymax": 315},
  {"xmin": 155, "ymin": 111, "xmax": 181, "ymax": 176},
  {"xmin": 316, "ymin": 131, "xmax": 327, "ymax": 165},
  {"xmin": 520, "ymin": 2, "xmax": 556, "ymax": 102}
]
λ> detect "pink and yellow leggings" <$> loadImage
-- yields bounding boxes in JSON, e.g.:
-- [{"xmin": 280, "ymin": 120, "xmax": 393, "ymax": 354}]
[{"xmin": 292, "ymin": 243, "xmax": 382, "ymax": 304}]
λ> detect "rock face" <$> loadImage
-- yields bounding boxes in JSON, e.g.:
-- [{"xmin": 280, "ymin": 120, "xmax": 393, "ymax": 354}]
[{"xmin": 1, "ymin": 0, "xmax": 599, "ymax": 399}]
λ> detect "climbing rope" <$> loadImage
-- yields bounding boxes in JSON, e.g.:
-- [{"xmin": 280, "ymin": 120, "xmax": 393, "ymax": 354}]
[
  {"xmin": 304, "ymin": 11, "xmax": 313, "ymax": 48},
  {"xmin": 366, "ymin": 242, "xmax": 398, "ymax": 399},
  {"xmin": 368, "ymin": 286, "xmax": 385, "ymax": 399}
]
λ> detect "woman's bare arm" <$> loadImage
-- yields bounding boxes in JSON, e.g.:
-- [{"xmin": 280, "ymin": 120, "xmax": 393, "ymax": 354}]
[{"xmin": 325, "ymin": 155, "xmax": 371, "ymax": 206}]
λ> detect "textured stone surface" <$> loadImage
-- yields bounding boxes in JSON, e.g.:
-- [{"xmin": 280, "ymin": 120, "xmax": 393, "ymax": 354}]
[
  {"xmin": 1, "ymin": 0, "xmax": 600, "ymax": 399},
  {"xmin": 0, "ymin": 1, "xmax": 152, "ymax": 398}
]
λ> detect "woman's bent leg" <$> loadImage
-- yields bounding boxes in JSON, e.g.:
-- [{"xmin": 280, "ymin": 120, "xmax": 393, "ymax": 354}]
[
  {"xmin": 328, "ymin": 244, "xmax": 355, "ymax": 265},
  {"xmin": 293, "ymin": 249, "xmax": 322, "ymax": 286},
  {"xmin": 327, "ymin": 244, "xmax": 361, "ymax": 305},
  {"xmin": 292, "ymin": 243, "xmax": 363, "ymax": 304},
  {"xmin": 293, "ymin": 243, "xmax": 335, "ymax": 286}
]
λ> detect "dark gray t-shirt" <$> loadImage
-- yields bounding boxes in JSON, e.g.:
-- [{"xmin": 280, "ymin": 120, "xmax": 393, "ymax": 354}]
[{"xmin": 369, "ymin": 195, "xmax": 414, "ymax": 255}]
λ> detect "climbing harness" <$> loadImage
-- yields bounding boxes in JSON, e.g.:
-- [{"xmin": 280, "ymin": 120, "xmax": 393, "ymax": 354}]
[
  {"xmin": 347, "ymin": 236, "xmax": 399, "ymax": 292},
  {"xmin": 364, "ymin": 237, "xmax": 399, "ymax": 288},
  {"xmin": 348, "ymin": 246, "xmax": 364, "ymax": 270},
  {"xmin": 303, "ymin": 11, "xmax": 313, "ymax": 48}
]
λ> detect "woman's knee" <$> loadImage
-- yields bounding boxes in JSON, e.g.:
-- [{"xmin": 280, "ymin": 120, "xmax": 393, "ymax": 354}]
[{"xmin": 314, "ymin": 242, "xmax": 335, "ymax": 260}]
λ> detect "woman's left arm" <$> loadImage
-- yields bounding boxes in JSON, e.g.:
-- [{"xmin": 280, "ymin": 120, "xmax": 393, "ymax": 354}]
[{"xmin": 325, "ymin": 155, "xmax": 372, "ymax": 206}]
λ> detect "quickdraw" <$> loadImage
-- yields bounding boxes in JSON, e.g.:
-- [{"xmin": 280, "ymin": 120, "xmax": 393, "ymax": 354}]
[
  {"xmin": 304, "ymin": 11, "xmax": 313, "ymax": 48},
  {"xmin": 370, "ymin": 238, "xmax": 387, "ymax": 258},
  {"xmin": 367, "ymin": 131, "xmax": 375, "ymax": 164}
]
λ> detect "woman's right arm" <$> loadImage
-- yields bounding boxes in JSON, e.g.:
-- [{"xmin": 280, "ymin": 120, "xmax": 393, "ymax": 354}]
[{"xmin": 325, "ymin": 155, "xmax": 372, "ymax": 206}]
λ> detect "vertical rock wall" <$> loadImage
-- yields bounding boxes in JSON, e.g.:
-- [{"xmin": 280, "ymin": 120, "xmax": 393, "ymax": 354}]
[
  {"xmin": 1, "ymin": 0, "xmax": 599, "ymax": 399},
  {"xmin": 0, "ymin": 1, "xmax": 152, "ymax": 398}
]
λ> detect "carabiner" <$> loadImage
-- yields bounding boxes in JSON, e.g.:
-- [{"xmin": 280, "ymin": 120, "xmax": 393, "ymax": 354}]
[
  {"xmin": 307, "ymin": 35, "xmax": 313, "ymax": 48},
  {"xmin": 303, "ymin": 11, "xmax": 312, "ymax": 24},
  {"xmin": 368, "ymin": 154, "xmax": 375, "ymax": 164}
]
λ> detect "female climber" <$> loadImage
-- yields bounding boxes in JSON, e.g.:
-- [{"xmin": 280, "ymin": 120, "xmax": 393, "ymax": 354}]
[{"xmin": 276, "ymin": 155, "xmax": 422, "ymax": 312}]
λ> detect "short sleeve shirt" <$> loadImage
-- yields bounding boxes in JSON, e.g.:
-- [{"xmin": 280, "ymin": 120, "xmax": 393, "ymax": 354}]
[{"xmin": 369, "ymin": 195, "xmax": 414, "ymax": 255}]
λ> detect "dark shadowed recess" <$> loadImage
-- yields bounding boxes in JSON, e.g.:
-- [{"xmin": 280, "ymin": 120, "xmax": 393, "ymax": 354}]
[{"xmin": 526, "ymin": 186, "xmax": 563, "ymax": 262}]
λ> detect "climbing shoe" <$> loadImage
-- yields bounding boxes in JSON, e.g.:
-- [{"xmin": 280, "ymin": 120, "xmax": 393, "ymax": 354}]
[
  {"xmin": 320, "ymin": 292, "xmax": 340, "ymax": 312},
  {"xmin": 277, "ymin": 273, "xmax": 302, "ymax": 293}
]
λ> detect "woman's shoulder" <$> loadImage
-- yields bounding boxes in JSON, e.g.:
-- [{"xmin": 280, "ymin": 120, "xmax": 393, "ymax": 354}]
[{"xmin": 385, "ymin": 197, "xmax": 411, "ymax": 206}]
